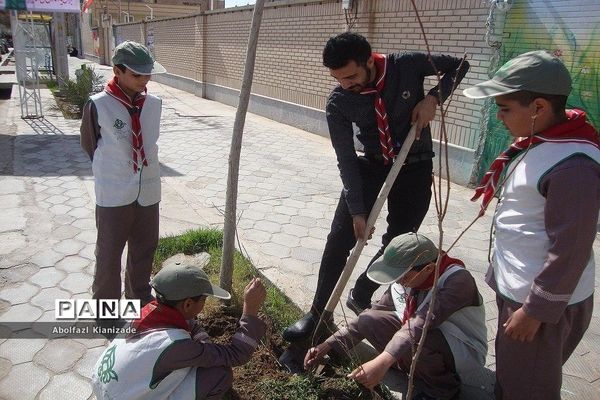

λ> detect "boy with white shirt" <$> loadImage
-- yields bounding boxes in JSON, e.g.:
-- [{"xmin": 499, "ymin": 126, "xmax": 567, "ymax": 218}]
[{"xmin": 81, "ymin": 41, "xmax": 166, "ymax": 305}]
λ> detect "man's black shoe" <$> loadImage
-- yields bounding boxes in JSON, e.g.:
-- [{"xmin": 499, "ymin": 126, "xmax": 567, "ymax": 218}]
[
  {"xmin": 282, "ymin": 310, "xmax": 335, "ymax": 342},
  {"xmin": 282, "ymin": 311, "xmax": 319, "ymax": 342},
  {"xmin": 346, "ymin": 289, "xmax": 371, "ymax": 316}
]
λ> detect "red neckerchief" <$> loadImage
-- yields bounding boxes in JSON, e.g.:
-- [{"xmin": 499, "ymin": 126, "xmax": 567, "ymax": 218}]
[
  {"xmin": 360, "ymin": 53, "xmax": 395, "ymax": 165},
  {"xmin": 402, "ymin": 254, "xmax": 465, "ymax": 324},
  {"xmin": 132, "ymin": 300, "xmax": 190, "ymax": 334},
  {"xmin": 472, "ymin": 109, "xmax": 600, "ymax": 216},
  {"xmin": 105, "ymin": 77, "xmax": 148, "ymax": 173}
]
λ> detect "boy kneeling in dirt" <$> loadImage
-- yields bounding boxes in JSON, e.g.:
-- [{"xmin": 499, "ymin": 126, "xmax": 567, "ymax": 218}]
[
  {"xmin": 305, "ymin": 233, "xmax": 487, "ymax": 400},
  {"xmin": 92, "ymin": 261, "xmax": 266, "ymax": 399}
]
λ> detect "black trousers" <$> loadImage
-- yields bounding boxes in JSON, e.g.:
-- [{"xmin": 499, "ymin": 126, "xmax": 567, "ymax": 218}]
[{"xmin": 312, "ymin": 157, "xmax": 433, "ymax": 312}]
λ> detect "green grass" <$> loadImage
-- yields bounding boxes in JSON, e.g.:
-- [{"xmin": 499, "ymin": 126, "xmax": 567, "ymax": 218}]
[
  {"xmin": 154, "ymin": 228, "xmax": 302, "ymax": 331},
  {"xmin": 257, "ymin": 375, "xmax": 322, "ymax": 400},
  {"xmin": 41, "ymin": 79, "xmax": 58, "ymax": 91},
  {"xmin": 155, "ymin": 228, "xmax": 391, "ymax": 399},
  {"xmin": 153, "ymin": 228, "xmax": 223, "ymax": 271}
]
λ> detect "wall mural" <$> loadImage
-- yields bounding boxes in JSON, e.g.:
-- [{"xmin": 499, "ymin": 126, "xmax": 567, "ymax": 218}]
[{"xmin": 477, "ymin": 2, "xmax": 600, "ymax": 180}]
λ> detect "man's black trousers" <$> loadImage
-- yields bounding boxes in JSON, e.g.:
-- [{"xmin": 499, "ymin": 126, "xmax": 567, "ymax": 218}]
[{"xmin": 312, "ymin": 157, "xmax": 433, "ymax": 312}]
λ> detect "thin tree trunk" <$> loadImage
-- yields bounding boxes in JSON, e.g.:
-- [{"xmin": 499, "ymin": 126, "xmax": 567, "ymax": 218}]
[{"xmin": 220, "ymin": 0, "xmax": 266, "ymax": 292}]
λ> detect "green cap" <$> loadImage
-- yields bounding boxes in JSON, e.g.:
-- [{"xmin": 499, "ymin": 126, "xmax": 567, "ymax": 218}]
[
  {"xmin": 366, "ymin": 232, "xmax": 438, "ymax": 285},
  {"xmin": 463, "ymin": 50, "xmax": 571, "ymax": 99},
  {"xmin": 112, "ymin": 40, "xmax": 166, "ymax": 75},
  {"xmin": 151, "ymin": 261, "xmax": 231, "ymax": 301}
]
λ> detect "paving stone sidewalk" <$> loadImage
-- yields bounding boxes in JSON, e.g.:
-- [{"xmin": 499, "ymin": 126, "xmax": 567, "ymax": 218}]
[{"xmin": 0, "ymin": 57, "xmax": 598, "ymax": 399}]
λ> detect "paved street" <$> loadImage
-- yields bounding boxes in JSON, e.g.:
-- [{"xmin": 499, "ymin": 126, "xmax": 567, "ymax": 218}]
[{"xmin": 0, "ymin": 57, "xmax": 598, "ymax": 399}]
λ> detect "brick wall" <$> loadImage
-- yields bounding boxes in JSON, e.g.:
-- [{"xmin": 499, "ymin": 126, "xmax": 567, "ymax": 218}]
[
  {"xmin": 151, "ymin": 17, "xmax": 200, "ymax": 80},
  {"xmin": 107, "ymin": 0, "xmax": 495, "ymax": 150}
]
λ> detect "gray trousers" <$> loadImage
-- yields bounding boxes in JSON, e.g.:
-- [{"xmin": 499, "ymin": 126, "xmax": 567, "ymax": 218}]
[
  {"xmin": 494, "ymin": 294, "xmax": 593, "ymax": 400},
  {"xmin": 356, "ymin": 309, "xmax": 460, "ymax": 399},
  {"xmin": 93, "ymin": 202, "xmax": 159, "ymax": 304}
]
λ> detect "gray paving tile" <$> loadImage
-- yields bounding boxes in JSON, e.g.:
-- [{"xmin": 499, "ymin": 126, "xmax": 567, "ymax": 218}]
[
  {"xmin": 271, "ymin": 233, "xmax": 301, "ymax": 247},
  {"xmin": 0, "ymin": 232, "xmax": 27, "ymax": 255},
  {"xmin": 0, "ymin": 303, "xmax": 43, "ymax": 323},
  {"xmin": 281, "ymin": 224, "xmax": 309, "ymax": 237},
  {"xmin": 245, "ymin": 230, "xmax": 271, "ymax": 244},
  {"xmin": 0, "ymin": 179, "xmax": 25, "ymax": 195},
  {"xmin": 255, "ymin": 220, "xmax": 282, "ymax": 234},
  {"xmin": 69, "ymin": 207, "xmax": 93, "ymax": 218},
  {"xmin": 561, "ymin": 375, "xmax": 600, "ymax": 399},
  {"xmin": 46, "ymin": 194, "xmax": 68, "ymax": 205},
  {"xmin": 290, "ymin": 247, "xmax": 323, "ymax": 264},
  {"xmin": 260, "ymin": 243, "xmax": 290, "ymax": 258},
  {"xmin": 563, "ymin": 352, "xmax": 600, "ymax": 382},
  {"xmin": 79, "ymin": 244, "xmax": 96, "ymax": 261},
  {"xmin": 60, "ymin": 272, "xmax": 93, "ymax": 294},
  {"xmin": 0, "ymin": 362, "xmax": 51, "ymax": 399},
  {"xmin": 0, "ymin": 358, "xmax": 10, "ymax": 381},
  {"xmin": 30, "ymin": 249, "xmax": 65, "ymax": 268},
  {"xmin": 73, "ymin": 338, "xmax": 108, "ymax": 350},
  {"xmin": 0, "ymin": 282, "xmax": 40, "ymax": 305},
  {"xmin": 52, "ymin": 214, "xmax": 77, "ymax": 227},
  {"xmin": 31, "ymin": 287, "xmax": 72, "ymax": 311},
  {"xmin": 49, "ymin": 204, "xmax": 73, "ymax": 216},
  {"xmin": 300, "ymin": 236, "xmax": 325, "ymax": 250},
  {"xmin": 51, "ymin": 225, "xmax": 82, "ymax": 241},
  {"xmin": 55, "ymin": 255, "xmax": 91, "ymax": 273},
  {"xmin": 54, "ymin": 239, "xmax": 86, "ymax": 256},
  {"xmin": 0, "ymin": 263, "xmax": 40, "ymax": 284},
  {"xmin": 72, "ymin": 218, "xmax": 96, "ymax": 230},
  {"xmin": 34, "ymin": 339, "xmax": 87, "ymax": 373},
  {"xmin": 74, "ymin": 230, "xmax": 96, "ymax": 245},
  {"xmin": 0, "ymin": 194, "xmax": 20, "ymax": 209},
  {"xmin": 290, "ymin": 215, "xmax": 317, "ymax": 228},
  {"xmin": 39, "ymin": 372, "xmax": 93, "ymax": 400},
  {"xmin": 30, "ymin": 267, "xmax": 66, "ymax": 288},
  {"xmin": 0, "ymin": 209, "xmax": 27, "ymax": 233},
  {"xmin": 0, "ymin": 338, "xmax": 47, "ymax": 365},
  {"xmin": 74, "ymin": 345, "xmax": 105, "ymax": 378}
]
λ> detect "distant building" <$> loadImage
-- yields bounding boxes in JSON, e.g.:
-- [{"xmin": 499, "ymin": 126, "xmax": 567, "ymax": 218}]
[{"xmin": 78, "ymin": 0, "xmax": 224, "ymax": 64}]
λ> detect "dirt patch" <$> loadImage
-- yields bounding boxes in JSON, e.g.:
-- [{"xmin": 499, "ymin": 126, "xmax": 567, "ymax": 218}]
[
  {"xmin": 51, "ymin": 94, "xmax": 82, "ymax": 119},
  {"xmin": 199, "ymin": 306, "xmax": 392, "ymax": 400}
]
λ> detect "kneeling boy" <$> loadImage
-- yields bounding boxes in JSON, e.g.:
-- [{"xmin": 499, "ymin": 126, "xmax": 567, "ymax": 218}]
[
  {"xmin": 305, "ymin": 233, "xmax": 487, "ymax": 400},
  {"xmin": 92, "ymin": 261, "xmax": 266, "ymax": 399}
]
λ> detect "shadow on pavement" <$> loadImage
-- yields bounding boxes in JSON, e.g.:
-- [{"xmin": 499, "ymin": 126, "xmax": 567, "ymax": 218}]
[{"xmin": 0, "ymin": 118, "xmax": 183, "ymax": 178}]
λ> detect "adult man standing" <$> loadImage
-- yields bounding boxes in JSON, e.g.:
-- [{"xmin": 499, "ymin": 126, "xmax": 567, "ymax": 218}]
[{"xmin": 283, "ymin": 32, "xmax": 469, "ymax": 341}]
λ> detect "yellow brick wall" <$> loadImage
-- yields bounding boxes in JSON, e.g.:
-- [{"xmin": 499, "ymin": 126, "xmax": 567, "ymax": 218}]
[
  {"xmin": 115, "ymin": 22, "xmax": 145, "ymax": 44},
  {"xmin": 148, "ymin": 17, "xmax": 201, "ymax": 80},
  {"xmin": 108, "ymin": 0, "xmax": 495, "ymax": 149}
]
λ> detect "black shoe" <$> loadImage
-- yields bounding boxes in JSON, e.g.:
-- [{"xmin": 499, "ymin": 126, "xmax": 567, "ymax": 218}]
[
  {"xmin": 346, "ymin": 289, "xmax": 371, "ymax": 316},
  {"xmin": 282, "ymin": 311, "xmax": 319, "ymax": 342},
  {"xmin": 282, "ymin": 310, "xmax": 334, "ymax": 342}
]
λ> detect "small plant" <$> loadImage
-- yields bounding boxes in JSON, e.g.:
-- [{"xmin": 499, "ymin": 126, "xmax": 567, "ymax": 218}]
[{"xmin": 58, "ymin": 64, "xmax": 104, "ymax": 117}]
